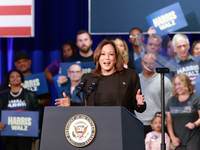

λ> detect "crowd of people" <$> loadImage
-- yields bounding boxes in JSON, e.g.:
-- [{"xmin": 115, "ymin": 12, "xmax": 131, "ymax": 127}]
[{"xmin": 0, "ymin": 28, "xmax": 200, "ymax": 150}]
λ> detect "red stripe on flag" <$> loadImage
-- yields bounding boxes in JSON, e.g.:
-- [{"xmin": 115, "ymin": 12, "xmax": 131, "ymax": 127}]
[
  {"xmin": 0, "ymin": 6, "xmax": 31, "ymax": 15},
  {"xmin": 0, "ymin": 27, "xmax": 31, "ymax": 36}
]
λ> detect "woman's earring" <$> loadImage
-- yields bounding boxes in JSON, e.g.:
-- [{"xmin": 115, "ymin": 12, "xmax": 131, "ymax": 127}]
[
  {"xmin": 21, "ymin": 83, "xmax": 23, "ymax": 86},
  {"xmin": 8, "ymin": 84, "xmax": 11, "ymax": 87}
]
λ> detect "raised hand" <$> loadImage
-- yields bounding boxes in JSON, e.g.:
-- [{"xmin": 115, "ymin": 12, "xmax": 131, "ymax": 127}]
[
  {"xmin": 136, "ymin": 89, "xmax": 145, "ymax": 106},
  {"xmin": 55, "ymin": 92, "xmax": 71, "ymax": 106}
]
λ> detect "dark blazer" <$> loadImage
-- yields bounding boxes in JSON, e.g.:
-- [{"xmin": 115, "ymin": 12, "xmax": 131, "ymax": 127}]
[
  {"xmin": 0, "ymin": 88, "xmax": 40, "ymax": 116},
  {"xmin": 79, "ymin": 68, "xmax": 146, "ymax": 116}
]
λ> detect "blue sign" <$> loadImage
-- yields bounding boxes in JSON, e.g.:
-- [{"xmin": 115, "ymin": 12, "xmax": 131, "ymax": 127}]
[
  {"xmin": 195, "ymin": 75, "xmax": 200, "ymax": 95},
  {"xmin": 1, "ymin": 110, "xmax": 39, "ymax": 137},
  {"xmin": 53, "ymin": 74, "xmax": 70, "ymax": 96},
  {"xmin": 23, "ymin": 72, "xmax": 49, "ymax": 95},
  {"xmin": 61, "ymin": 62, "xmax": 95, "ymax": 76},
  {"xmin": 146, "ymin": 2, "xmax": 188, "ymax": 34}
]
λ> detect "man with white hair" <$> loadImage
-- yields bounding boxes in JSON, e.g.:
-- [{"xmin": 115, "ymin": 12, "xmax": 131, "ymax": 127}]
[{"xmin": 171, "ymin": 33, "xmax": 200, "ymax": 84}]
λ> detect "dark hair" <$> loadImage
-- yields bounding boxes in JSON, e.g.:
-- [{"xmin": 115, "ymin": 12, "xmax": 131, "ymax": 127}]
[
  {"xmin": 151, "ymin": 115, "xmax": 161, "ymax": 124},
  {"xmin": 76, "ymin": 30, "xmax": 92, "ymax": 40},
  {"xmin": 6, "ymin": 69, "xmax": 24, "ymax": 85},
  {"xmin": 92, "ymin": 40, "xmax": 124, "ymax": 78},
  {"xmin": 129, "ymin": 28, "xmax": 142, "ymax": 35},
  {"xmin": 61, "ymin": 40, "xmax": 77, "ymax": 61},
  {"xmin": 190, "ymin": 40, "xmax": 200, "ymax": 55},
  {"xmin": 14, "ymin": 51, "xmax": 30, "ymax": 62}
]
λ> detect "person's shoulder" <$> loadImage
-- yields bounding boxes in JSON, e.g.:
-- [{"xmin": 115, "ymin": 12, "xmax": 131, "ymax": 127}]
[
  {"xmin": 23, "ymin": 88, "xmax": 36, "ymax": 95},
  {"xmin": 123, "ymin": 68, "xmax": 139, "ymax": 76},
  {"xmin": 0, "ymin": 89, "xmax": 9, "ymax": 96},
  {"xmin": 65, "ymin": 53, "xmax": 79, "ymax": 62},
  {"xmin": 82, "ymin": 73, "xmax": 93, "ymax": 79}
]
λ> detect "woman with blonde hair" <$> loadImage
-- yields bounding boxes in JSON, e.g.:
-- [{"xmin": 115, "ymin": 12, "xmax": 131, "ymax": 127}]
[
  {"xmin": 166, "ymin": 73, "xmax": 200, "ymax": 150},
  {"xmin": 112, "ymin": 37, "xmax": 135, "ymax": 69}
]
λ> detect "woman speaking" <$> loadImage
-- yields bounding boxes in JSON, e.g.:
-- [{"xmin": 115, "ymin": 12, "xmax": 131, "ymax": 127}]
[{"xmin": 55, "ymin": 40, "xmax": 146, "ymax": 115}]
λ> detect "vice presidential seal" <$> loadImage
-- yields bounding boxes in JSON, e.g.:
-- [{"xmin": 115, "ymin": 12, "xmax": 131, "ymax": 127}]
[{"xmin": 65, "ymin": 114, "xmax": 96, "ymax": 147}]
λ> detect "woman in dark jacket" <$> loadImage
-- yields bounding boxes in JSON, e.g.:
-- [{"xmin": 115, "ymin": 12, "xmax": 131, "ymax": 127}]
[{"xmin": 0, "ymin": 69, "xmax": 40, "ymax": 150}]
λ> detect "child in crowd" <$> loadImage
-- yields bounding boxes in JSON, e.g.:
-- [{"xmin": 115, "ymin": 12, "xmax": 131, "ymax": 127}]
[{"xmin": 145, "ymin": 115, "xmax": 171, "ymax": 150}]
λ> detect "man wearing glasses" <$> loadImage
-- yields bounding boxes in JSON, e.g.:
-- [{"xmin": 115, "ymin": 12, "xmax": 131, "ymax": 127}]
[
  {"xmin": 59, "ymin": 63, "xmax": 83, "ymax": 103},
  {"xmin": 128, "ymin": 27, "xmax": 156, "ymax": 62}
]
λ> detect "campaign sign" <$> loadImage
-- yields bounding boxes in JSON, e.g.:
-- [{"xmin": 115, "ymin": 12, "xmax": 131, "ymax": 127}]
[
  {"xmin": 53, "ymin": 74, "xmax": 70, "ymax": 96},
  {"xmin": 146, "ymin": 2, "xmax": 188, "ymax": 34},
  {"xmin": 61, "ymin": 62, "xmax": 95, "ymax": 76},
  {"xmin": 23, "ymin": 72, "xmax": 49, "ymax": 95},
  {"xmin": 195, "ymin": 75, "xmax": 200, "ymax": 95},
  {"xmin": 0, "ymin": 110, "xmax": 39, "ymax": 137}
]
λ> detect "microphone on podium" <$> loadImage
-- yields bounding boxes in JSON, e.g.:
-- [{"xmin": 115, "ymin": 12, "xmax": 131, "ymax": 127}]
[
  {"xmin": 76, "ymin": 78, "xmax": 87, "ymax": 100},
  {"xmin": 86, "ymin": 78, "xmax": 99, "ymax": 98}
]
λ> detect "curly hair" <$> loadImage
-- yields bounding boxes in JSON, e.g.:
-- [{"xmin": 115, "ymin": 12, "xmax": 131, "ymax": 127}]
[{"xmin": 6, "ymin": 69, "xmax": 24, "ymax": 86}]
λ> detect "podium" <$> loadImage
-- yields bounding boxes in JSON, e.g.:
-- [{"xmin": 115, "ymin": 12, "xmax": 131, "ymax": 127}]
[{"xmin": 40, "ymin": 106, "xmax": 145, "ymax": 150}]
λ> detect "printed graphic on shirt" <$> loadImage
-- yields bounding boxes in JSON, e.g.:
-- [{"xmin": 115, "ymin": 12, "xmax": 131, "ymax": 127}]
[
  {"xmin": 151, "ymin": 135, "xmax": 158, "ymax": 142},
  {"xmin": 170, "ymin": 106, "xmax": 191, "ymax": 114},
  {"xmin": 8, "ymin": 99, "xmax": 27, "ymax": 111},
  {"xmin": 177, "ymin": 65, "xmax": 199, "ymax": 79}
]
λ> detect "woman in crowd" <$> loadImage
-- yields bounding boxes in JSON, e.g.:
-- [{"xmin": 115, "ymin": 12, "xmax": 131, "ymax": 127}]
[
  {"xmin": 55, "ymin": 40, "xmax": 146, "ymax": 115},
  {"xmin": 44, "ymin": 40, "xmax": 77, "ymax": 84},
  {"xmin": 166, "ymin": 73, "xmax": 200, "ymax": 150},
  {"xmin": 112, "ymin": 37, "xmax": 135, "ymax": 69},
  {"xmin": 0, "ymin": 69, "xmax": 40, "ymax": 150},
  {"xmin": 190, "ymin": 40, "xmax": 200, "ymax": 57}
]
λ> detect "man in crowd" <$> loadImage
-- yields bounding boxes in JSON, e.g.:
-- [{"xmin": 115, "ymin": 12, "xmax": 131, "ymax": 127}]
[
  {"xmin": 170, "ymin": 34, "xmax": 200, "ymax": 84},
  {"xmin": 135, "ymin": 53, "xmax": 172, "ymax": 136},
  {"xmin": 66, "ymin": 30, "xmax": 93, "ymax": 62},
  {"xmin": 0, "ymin": 51, "xmax": 51, "ymax": 106},
  {"xmin": 59, "ymin": 63, "xmax": 83, "ymax": 103},
  {"xmin": 58, "ymin": 30, "xmax": 94, "ymax": 85}
]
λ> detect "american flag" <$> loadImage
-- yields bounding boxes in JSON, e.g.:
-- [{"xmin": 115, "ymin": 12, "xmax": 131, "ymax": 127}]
[{"xmin": 0, "ymin": 0, "xmax": 34, "ymax": 37}]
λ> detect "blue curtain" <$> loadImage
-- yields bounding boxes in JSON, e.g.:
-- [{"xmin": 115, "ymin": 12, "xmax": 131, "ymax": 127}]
[{"xmin": 0, "ymin": 0, "xmax": 104, "ymax": 105}]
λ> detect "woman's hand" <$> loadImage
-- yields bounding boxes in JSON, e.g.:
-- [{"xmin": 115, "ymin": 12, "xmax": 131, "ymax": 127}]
[
  {"xmin": 185, "ymin": 122, "xmax": 196, "ymax": 130},
  {"xmin": 55, "ymin": 92, "xmax": 71, "ymax": 106},
  {"xmin": 136, "ymin": 89, "xmax": 145, "ymax": 106},
  {"xmin": 0, "ymin": 122, "xmax": 6, "ymax": 130},
  {"xmin": 171, "ymin": 136, "xmax": 180, "ymax": 147}
]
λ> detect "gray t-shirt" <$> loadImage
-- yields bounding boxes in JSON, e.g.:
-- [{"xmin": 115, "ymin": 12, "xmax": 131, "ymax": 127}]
[{"xmin": 166, "ymin": 93, "xmax": 200, "ymax": 146}]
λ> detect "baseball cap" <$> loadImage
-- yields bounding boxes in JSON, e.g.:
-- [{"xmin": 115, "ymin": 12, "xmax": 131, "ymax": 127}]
[{"xmin": 14, "ymin": 51, "xmax": 30, "ymax": 62}]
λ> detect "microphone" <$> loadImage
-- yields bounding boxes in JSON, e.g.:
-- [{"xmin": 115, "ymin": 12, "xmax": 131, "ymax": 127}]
[
  {"xmin": 86, "ymin": 78, "xmax": 99, "ymax": 97},
  {"xmin": 76, "ymin": 78, "xmax": 87, "ymax": 94}
]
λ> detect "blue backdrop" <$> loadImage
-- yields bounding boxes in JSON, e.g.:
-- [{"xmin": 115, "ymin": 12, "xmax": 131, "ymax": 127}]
[{"xmin": 0, "ymin": 0, "xmax": 200, "ymax": 106}]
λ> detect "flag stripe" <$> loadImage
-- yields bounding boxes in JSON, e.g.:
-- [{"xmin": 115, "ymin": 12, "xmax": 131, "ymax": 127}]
[
  {"xmin": 0, "ymin": 6, "xmax": 31, "ymax": 15},
  {"xmin": 0, "ymin": 0, "xmax": 32, "ymax": 6},
  {"xmin": 0, "ymin": 16, "xmax": 32, "ymax": 27},
  {"xmin": 0, "ymin": 27, "xmax": 31, "ymax": 36}
]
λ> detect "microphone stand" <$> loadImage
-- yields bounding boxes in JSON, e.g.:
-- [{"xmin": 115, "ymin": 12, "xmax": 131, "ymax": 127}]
[
  {"xmin": 84, "ymin": 92, "xmax": 88, "ymax": 106},
  {"xmin": 156, "ymin": 68, "xmax": 169, "ymax": 150}
]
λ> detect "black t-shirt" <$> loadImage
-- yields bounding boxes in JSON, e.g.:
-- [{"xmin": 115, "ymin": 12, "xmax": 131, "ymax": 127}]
[
  {"xmin": 8, "ymin": 89, "xmax": 27, "ymax": 111},
  {"xmin": 65, "ymin": 53, "xmax": 94, "ymax": 62},
  {"xmin": 95, "ymin": 72, "xmax": 117, "ymax": 106}
]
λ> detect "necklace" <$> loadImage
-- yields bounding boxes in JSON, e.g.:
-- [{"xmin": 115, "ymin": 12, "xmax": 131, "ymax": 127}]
[{"xmin": 10, "ymin": 88, "xmax": 23, "ymax": 97}]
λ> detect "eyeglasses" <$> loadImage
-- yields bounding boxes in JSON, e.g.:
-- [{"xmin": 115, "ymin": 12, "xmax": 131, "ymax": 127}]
[
  {"xmin": 68, "ymin": 71, "xmax": 81, "ymax": 74},
  {"xmin": 129, "ymin": 34, "xmax": 139, "ymax": 39}
]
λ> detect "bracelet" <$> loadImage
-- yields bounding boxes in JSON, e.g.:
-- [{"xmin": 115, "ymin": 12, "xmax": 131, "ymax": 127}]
[{"xmin": 194, "ymin": 122, "xmax": 196, "ymax": 127}]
